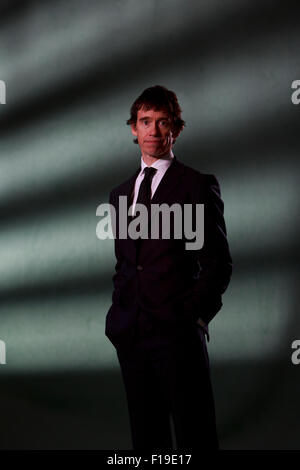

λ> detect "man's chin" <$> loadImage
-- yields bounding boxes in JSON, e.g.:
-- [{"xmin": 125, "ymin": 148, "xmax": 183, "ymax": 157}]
[{"xmin": 146, "ymin": 148, "xmax": 170, "ymax": 158}]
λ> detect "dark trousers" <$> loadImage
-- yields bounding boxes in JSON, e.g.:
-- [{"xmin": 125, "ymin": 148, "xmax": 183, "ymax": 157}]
[{"xmin": 116, "ymin": 318, "xmax": 219, "ymax": 451}]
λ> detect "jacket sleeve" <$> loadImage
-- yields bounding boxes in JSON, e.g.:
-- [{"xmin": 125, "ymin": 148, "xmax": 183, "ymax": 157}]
[
  {"xmin": 109, "ymin": 190, "xmax": 123, "ymax": 277},
  {"xmin": 183, "ymin": 174, "xmax": 233, "ymax": 325}
]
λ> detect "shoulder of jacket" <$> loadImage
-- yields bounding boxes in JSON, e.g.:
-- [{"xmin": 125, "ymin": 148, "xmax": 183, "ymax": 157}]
[
  {"xmin": 109, "ymin": 172, "xmax": 137, "ymax": 198},
  {"xmin": 178, "ymin": 160, "xmax": 217, "ymax": 184}
]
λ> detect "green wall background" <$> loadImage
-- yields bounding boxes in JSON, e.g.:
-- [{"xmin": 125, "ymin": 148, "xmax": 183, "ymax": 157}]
[{"xmin": 0, "ymin": 0, "xmax": 299, "ymax": 449}]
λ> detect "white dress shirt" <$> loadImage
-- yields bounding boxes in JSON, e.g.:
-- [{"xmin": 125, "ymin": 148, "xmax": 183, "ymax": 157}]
[
  {"xmin": 130, "ymin": 151, "xmax": 207, "ymax": 329},
  {"xmin": 130, "ymin": 151, "xmax": 174, "ymax": 216}
]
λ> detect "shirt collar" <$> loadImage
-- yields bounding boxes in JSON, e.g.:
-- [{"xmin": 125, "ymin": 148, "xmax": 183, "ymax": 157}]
[{"xmin": 140, "ymin": 150, "xmax": 174, "ymax": 173}]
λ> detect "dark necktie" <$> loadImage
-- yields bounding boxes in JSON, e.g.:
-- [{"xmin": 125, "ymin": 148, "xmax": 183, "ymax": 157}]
[
  {"xmin": 134, "ymin": 166, "xmax": 157, "ymax": 247},
  {"xmin": 136, "ymin": 166, "xmax": 157, "ymax": 213}
]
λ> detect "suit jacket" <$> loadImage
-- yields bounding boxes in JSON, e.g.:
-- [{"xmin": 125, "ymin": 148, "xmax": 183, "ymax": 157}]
[{"xmin": 105, "ymin": 156, "xmax": 233, "ymax": 350}]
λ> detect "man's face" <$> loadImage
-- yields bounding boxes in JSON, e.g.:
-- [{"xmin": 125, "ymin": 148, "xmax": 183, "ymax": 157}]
[{"xmin": 131, "ymin": 107, "xmax": 178, "ymax": 159}]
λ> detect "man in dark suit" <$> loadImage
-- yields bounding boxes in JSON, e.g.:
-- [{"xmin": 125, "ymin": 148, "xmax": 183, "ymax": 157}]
[{"xmin": 105, "ymin": 85, "xmax": 232, "ymax": 451}]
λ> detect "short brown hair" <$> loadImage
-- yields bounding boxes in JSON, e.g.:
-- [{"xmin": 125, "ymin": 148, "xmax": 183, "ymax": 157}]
[{"xmin": 127, "ymin": 85, "xmax": 185, "ymax": 144}]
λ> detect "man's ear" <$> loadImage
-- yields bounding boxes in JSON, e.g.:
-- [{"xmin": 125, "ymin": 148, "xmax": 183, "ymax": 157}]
[
  {"xmin": 172, "ymin": 127, "xmax": 181, "ymax": 142},
  {"xmin": 131, "ymin": 123, "xmax": 137, "ymax": 136}
]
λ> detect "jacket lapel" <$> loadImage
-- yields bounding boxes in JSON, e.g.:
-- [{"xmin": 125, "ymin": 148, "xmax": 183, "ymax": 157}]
[
  {"xmin": 151, "ymin": 156, "xmax": 185, "ymax": 205},
  {"xmin": 116, "ymin": 157, "xmax": 186, "ymax": 264}
]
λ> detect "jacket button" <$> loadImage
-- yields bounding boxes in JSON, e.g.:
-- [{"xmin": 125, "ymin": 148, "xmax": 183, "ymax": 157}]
[{"xmin": 137, "ymin": 265, "xmax": 143, "ymax": 271}]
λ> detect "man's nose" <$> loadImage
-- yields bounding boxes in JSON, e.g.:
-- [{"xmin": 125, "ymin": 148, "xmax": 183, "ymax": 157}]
[{"xmin": 149, "ymin": 122, "xmax": 161, "ymax": 136}]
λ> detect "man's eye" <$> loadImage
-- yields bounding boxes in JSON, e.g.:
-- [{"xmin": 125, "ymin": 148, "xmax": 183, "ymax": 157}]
[
  {"xmin": 160, "ymin": 121, "xmax": 168, "ymax": 126},
  {"xmin": 143, "ymin": 120, "xmax": 149, "ymax": 125}
]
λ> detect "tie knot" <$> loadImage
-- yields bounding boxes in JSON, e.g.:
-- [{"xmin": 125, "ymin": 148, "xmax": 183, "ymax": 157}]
[{"xmin": 143, "ymin": 167, "xmax": 157, "ymax": 180}]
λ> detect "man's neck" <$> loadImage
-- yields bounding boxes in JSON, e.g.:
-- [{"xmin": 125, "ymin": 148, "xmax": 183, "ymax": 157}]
[{"xmin": 141, "ymin": 151, "xmax": 173, "ymax": 167}]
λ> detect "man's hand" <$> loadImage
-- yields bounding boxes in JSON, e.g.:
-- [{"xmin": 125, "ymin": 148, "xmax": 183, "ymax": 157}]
[
  {"xmin": 196, "ymin": 317, "xmax": 207, "ymax": 328},
  {"xmin": 196, "ymin": 317, "xmax": 210, "ymax": 342}
]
